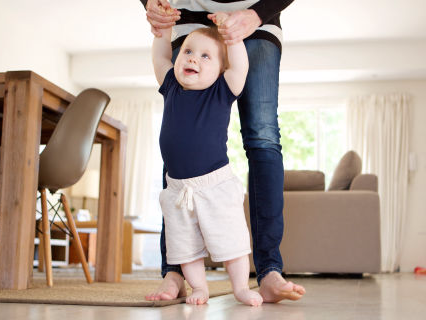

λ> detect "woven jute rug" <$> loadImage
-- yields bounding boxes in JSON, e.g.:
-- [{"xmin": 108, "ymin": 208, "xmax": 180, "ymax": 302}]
[{"xmin": 0, "ymin": 270, "xmax": 258, "ymax": 307}]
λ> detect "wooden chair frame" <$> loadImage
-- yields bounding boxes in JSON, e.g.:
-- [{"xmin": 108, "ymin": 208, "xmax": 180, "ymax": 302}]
[{"xmin": 38, "ymin": 189, "xmax": 93, "ymax": 287}]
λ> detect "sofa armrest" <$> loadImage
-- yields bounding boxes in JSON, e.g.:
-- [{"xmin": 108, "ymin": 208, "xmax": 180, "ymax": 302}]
[
  {"xmin": 280, "ymin": 191, "xmax": 381, "ymax": 273},
  {"xmin": 349, "ymin": 174, "xmax": 378, "ymax": 192},
  {"xmin": 284, "ymin": 170, "xmax": 325, "ymax": 191}
]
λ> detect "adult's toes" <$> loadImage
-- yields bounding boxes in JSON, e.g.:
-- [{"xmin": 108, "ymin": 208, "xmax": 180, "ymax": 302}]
[
  {"xmin": 281, "ymin": 281, "xmax": 294, "ymax": 291},
  {"xmin": 159, "ymin": 292, "xmax": 174, "ymax": 300},
  {"xmin": 294, "ymin": 284, "xmax": 306, "ymax": 295}
]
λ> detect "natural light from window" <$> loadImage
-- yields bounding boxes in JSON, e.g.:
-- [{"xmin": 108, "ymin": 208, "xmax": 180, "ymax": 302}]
[{"xmin": 227, "ymin": 103, "xmax": 347, "ymax": 188}]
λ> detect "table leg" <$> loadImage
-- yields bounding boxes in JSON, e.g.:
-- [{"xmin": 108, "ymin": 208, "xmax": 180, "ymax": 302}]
[
  {"xmin": 122, "ymin": 220, "xmax": 133, "ymax": 274},
  {"xmin": 96, "ymin": 130, "xmax": 127, "ymax": 282},
  {"xmin": 0, "ymin": 73, "xmax": 42, "ymax": 289}
]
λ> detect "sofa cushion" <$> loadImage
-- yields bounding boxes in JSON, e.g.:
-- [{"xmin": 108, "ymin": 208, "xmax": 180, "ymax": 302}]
[
  {"xmin": 328, "ymin": 151, "xmax": 362, "ymax": 190},
  {"xmin": 284, "ymin": 170, "xmax": 325, "ymax": 191}
]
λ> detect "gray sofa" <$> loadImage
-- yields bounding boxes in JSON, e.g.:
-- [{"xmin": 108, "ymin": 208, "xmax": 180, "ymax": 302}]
[{"xmin": 207, "ymin": 151, "xmax": 382, "ymax": 274}]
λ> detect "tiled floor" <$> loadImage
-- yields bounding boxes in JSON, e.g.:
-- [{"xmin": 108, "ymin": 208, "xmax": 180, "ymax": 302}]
[{"xmin": 1, "ymin": 272, "xmax": 425, "ymax": 320}]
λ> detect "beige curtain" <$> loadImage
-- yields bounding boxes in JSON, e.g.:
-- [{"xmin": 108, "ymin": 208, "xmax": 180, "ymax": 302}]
[
  {"xmin": 105, "ymin": 98, "xmax": 156, "ymax": 264},
  {"xmin": 105, "ymin": 99, "xmax": 154, "ymax": 218},
  {"xmin": 347, "ymin": 93, "xmax": 411, "ymax": 272}
]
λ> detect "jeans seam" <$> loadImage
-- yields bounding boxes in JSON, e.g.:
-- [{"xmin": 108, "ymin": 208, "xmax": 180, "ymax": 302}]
[
  {"xmin": 257, "ymin": 266, "xmax": 282, "ymax": 285},
  {"xmin": 162, "ymin": 266, "xmax": 183, "ymax": 278},
  {"xmin": 251, "ymin": 157, "xmax": 259, "ymax": 272}
]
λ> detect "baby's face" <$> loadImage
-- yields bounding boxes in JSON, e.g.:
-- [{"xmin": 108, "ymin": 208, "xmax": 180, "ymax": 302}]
[{"xmin": 174, "ymin": 32, "xmax": 223, "ymax": 90}]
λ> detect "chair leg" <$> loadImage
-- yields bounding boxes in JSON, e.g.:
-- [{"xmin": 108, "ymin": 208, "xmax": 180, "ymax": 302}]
[
  {"xmin": 35, "ymin": 219, "xmax": 45, "ymax": 272},
  {"xmin": 61, "ymin": 194, "xmax": 93, "ymax": 284},
  {"xmin": 40, "ymin": 188, "xmax": 53, "ymax": 287},
  {"xmin": 37, "ymin": 231, "xmax": 45, "ymax": 272}
]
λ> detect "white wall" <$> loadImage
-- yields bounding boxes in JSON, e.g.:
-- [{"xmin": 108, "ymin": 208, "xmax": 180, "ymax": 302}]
[
  {"xmin": 71, "ymin": 40, "xmax": 426, "ymax": 88},
  {"xmin": 0, "ymin": 6, "xmax": 79, "ymax": 93}
]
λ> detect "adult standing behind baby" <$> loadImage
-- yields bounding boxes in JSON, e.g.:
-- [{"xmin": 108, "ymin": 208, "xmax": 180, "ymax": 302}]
[{"xmin": 141, "ymin": 0, "xmax": 306, "ymax": 304}]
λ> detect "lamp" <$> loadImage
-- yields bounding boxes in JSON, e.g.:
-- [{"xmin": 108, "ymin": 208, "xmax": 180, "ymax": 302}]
[{"xmin": 70, "ymin": 169, "xmax": 100, "ymax": 210}]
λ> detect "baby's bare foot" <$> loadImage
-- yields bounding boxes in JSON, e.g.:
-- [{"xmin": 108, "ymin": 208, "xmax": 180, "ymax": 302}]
[
  {"xmin": 186, "ymin": 288, "xmax": 209, "ymax": 305},
  {"xmin": 145, "ymin": 272, "xmax": 187, "ymax": 301},
  {"xmin": 259, "ymin": 271, "xmax": 306, "ymax": 303},
  {"xmin": 234, "ymin": 288, "xmax": 263, "ymax": 307}
]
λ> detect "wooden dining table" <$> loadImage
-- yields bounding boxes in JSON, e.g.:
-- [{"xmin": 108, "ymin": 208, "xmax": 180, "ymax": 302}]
[{"xmin": 0, "ymin": 71, "xmax": 127, "ymax": 290}]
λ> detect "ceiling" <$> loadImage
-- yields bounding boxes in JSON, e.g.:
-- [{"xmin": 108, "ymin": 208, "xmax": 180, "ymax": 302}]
[{"xmin": 4, "ymin": 0, "xmax": 426, "ymax": 53}]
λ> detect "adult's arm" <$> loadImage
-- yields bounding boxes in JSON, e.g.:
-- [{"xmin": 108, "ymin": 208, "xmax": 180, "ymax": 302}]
[
  {"xmin": 249, "ymin": 0, "xmax": 295, "ymax": 24},
  {"xmin": 208, "ymin": 0, "xmax": 295, "ymax": 45}
]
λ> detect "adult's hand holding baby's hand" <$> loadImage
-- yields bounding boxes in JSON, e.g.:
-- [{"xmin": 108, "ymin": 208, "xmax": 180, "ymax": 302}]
[
  {"xmin": 146, "ymin": 0, "xmax": 181, "ymax": 37},
  {"xmin": 208, "ymin": 10, "xmax": 261, "ymax": 45}
]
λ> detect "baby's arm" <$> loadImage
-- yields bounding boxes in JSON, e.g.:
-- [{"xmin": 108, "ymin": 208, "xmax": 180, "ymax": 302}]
[
  {"xmin": 212, "ymin": 13, "xmax": 249, "ymax": 96},
  {"xmin": 223, "ymin": 41, "xmax": 249, "ymax": 97},
  {"xmin": 152, "ymin": 24, "xmax": 173, "ymax": 86}
]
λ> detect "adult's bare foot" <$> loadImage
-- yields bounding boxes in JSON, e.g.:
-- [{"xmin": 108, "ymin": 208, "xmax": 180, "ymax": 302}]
[
  {"xmin": 258, "ymin": 271, "xmax": 306, "ymax": 303},
  {"xmin": 145, "ymin": 272, "xmax": 187, "ymax": 301}
]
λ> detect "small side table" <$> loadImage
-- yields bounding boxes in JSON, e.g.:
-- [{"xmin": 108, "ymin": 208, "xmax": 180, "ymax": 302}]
[
  {"xmin": 71, "ymin": 221, "xmax": 133, "ymax": 273},
  {"xmin": 69, "ymin": 229, "xmax": 97, "ymax": 267}
]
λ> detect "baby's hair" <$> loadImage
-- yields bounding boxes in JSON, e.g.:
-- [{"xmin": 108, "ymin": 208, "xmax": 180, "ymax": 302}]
[{"xmin": 189, "ymin": 26, "xmax": 229, "ymax": 72}]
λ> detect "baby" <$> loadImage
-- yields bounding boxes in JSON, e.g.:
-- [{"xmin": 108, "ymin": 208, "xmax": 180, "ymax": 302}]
[{"xmin": 151, "ymin": 8, "xmax": 262, "ymax": 307}]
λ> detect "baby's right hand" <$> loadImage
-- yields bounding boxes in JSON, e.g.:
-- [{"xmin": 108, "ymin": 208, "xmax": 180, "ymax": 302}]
[
  {"xmin": 158, "ymin": 4, "xmax": 176, "ymax": 16},
  {"xmin": 146, "ymin": 0, "xmax": 180, "ymax": 37}
]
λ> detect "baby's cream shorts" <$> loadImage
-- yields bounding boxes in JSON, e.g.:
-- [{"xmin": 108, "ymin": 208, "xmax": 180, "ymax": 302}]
[{"xmin": 160, "ymin": 164, "xmax": 251, "ymax": 265}]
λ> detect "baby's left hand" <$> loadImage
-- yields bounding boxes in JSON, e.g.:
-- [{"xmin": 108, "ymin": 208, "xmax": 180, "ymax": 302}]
[
  {"xmin": 207, "ymin": 12, "xmax": 229, "ymax": 27},
  {"xmin": 208, "ymin": 10, "xmax": 260, "ymax": 45}
]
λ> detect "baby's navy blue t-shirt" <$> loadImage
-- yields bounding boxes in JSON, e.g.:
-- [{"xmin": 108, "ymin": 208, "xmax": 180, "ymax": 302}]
[{"xmin": 159, "ymin": 68, "xmax": 238, "ymax": 179}]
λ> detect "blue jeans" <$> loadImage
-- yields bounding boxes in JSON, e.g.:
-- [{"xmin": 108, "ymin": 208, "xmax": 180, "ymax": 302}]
[{"xmin": 161, "ymin": 39, "xmax": 284, "ymax": 285}]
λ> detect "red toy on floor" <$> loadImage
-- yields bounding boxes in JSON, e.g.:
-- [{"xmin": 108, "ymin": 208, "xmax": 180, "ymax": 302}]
[{"xmin": 414, "ymin": 266, "xmax": 426, "ymax": 274}]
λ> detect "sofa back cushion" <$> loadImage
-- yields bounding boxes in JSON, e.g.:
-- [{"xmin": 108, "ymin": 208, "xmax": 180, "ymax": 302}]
[
  {"xmin": 284, "ymin": 170, "xmax": 325, "ymax": 191},
  {"xmin": 328, "ymin": 151, "xmax": 362, "ymax": 190}
]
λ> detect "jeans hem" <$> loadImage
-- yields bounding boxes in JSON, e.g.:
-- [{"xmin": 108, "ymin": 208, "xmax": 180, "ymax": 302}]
[
  {"xmin": 161, "ymin": 266, "xmax": 184, "ymax": 279},
  {"xmin": 256, "ymin": 266, "xmax": 283, "ymax": 285}
]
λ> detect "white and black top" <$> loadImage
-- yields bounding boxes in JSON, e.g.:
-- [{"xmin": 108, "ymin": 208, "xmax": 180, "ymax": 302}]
[{"xmin": 140, "ymin": 0, "xmax": 294, "ymax": 51}]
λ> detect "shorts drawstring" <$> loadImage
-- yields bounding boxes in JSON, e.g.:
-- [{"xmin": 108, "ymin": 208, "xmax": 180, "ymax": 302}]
[{"xmin": 175, "ymin": 185, "xmax": 194, "ymax": 211}]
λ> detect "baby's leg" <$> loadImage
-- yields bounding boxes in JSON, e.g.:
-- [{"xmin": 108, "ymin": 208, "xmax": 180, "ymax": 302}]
[
  {"xmin": 224, "ymin": 255, "xmax": 263, "ymax": 307},
  {"xmin": 181, "ymin": 258, "xmax": 209, "ymax": 305}
]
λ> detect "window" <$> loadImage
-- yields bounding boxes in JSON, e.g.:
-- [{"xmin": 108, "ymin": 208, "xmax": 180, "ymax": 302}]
[{"xmin": 227, "ymin": 104, "xmax": 346, "ymax": 188}]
